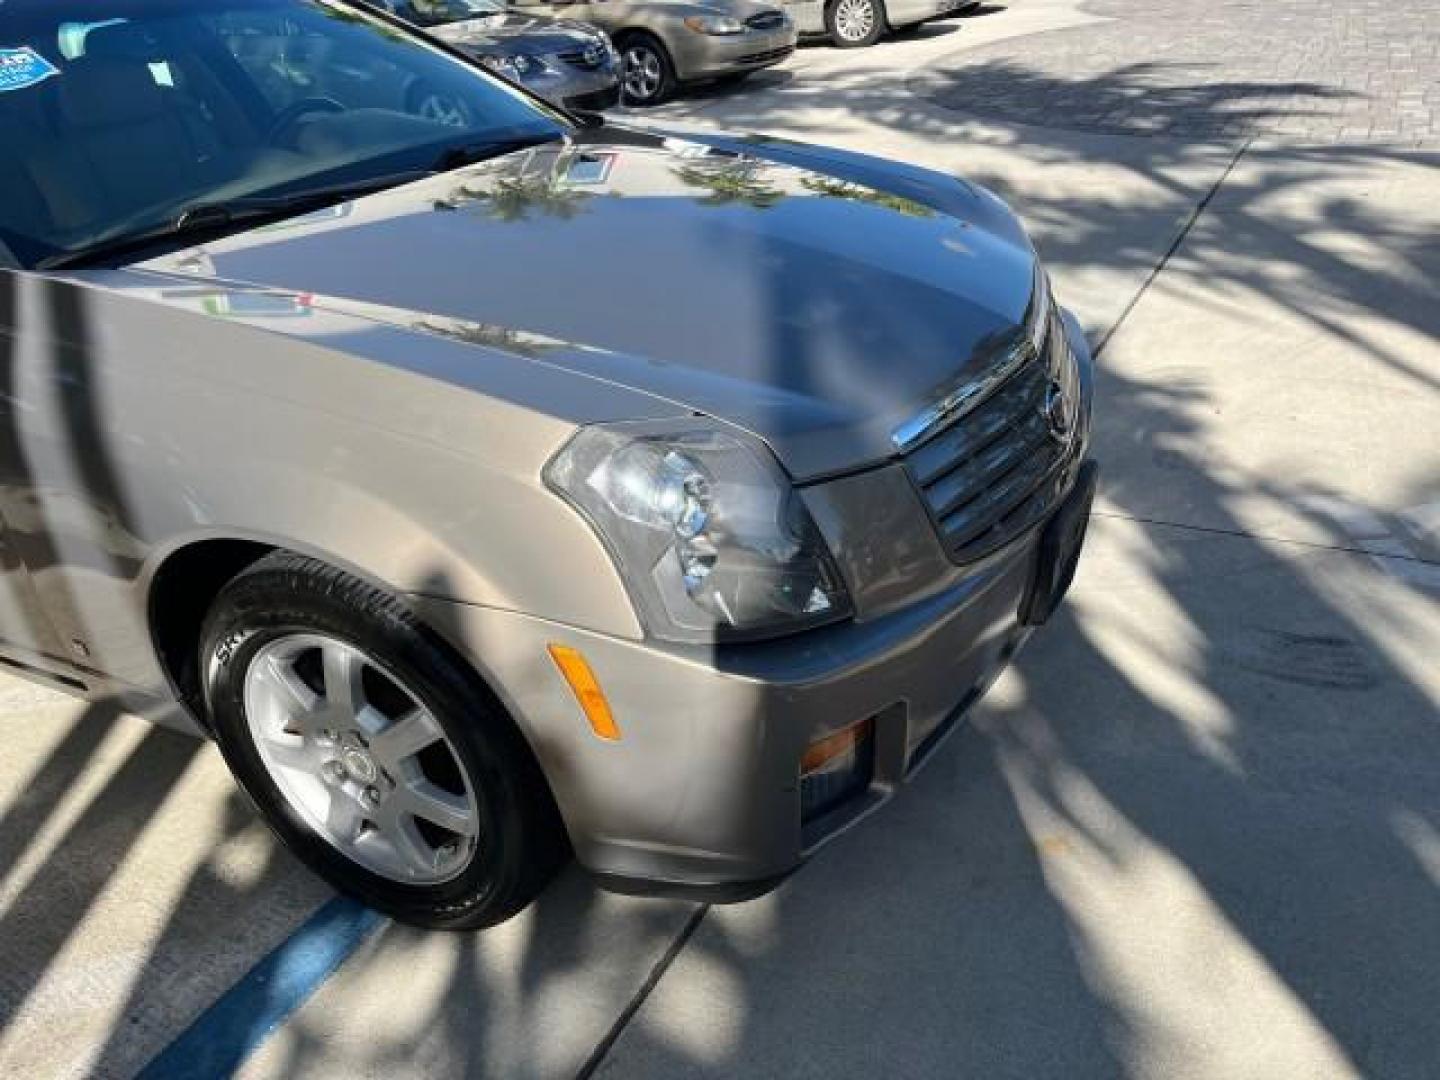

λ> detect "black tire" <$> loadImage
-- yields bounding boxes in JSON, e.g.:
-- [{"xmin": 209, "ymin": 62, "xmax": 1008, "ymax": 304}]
[
  {"xmin": 616, "ymin": 32, "xmax": 677, "ymax": 106},
  {"xmin": 200, "ymin": 553, "xmax": 566, "ymax": 930},
  {"xmin": 826, "ymin": 0, "xmax": 885, "ymax": 47}
]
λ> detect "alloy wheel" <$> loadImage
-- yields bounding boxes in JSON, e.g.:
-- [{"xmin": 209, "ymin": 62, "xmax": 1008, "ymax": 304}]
[
  {"xmin": 243, "ymin": 633, "xmax": 481, "ymax": 885},
  {"xmin": 622, "ymin": 45, "xmax": 663, "ymax": 102},
  {"xmin": 834, "ymin": 0, "xmax": 878, "ymax": 42}
]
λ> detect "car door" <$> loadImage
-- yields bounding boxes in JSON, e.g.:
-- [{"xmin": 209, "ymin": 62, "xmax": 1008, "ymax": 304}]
[{"xmin": 0, "ymin": 267, "xmax": 95, "ymax": 673}]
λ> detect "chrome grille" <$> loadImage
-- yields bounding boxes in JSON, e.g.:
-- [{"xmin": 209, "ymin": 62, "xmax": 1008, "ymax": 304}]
[
  {"xmin": 745, "ymin": 11, "xmax": 787, "ymax": 29},
  {"xmin": 901, "ymin": 310, "xmax": 1081, "ymax": 563}
]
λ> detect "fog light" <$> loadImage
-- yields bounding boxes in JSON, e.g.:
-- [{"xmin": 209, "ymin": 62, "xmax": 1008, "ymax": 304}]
[{"xmin": 800, "ymin": 717, "xmax": 875, "ymax": 821}]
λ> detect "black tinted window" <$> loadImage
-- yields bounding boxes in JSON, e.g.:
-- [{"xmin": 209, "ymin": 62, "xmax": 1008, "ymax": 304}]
[{"xmin": 1, "ymin": 0, "xmax": 561, "ymax": 268}]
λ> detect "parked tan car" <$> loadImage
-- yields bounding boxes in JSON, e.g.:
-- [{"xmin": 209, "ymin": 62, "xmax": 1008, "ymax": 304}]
[
  {"xmin": 509, "ymin": 0, "xmax": 796, "ymax": 104},
  {"xmin": 3, "ymin": 0, "xmax": 1094, "ymax": 929}
]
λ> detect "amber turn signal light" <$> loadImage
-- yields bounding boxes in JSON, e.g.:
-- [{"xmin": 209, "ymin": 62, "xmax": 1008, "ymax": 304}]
[
  {"xmin": 548, "ymin": 644, "xmax": 620, "ymax": 741},
  {"xmin": 801, "ymin": 716, "xmax": 874, "ymax": 774}
]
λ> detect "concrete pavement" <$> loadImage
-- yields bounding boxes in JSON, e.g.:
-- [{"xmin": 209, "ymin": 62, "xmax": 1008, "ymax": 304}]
[
  {"xmin": 0, "ymin": 694, "xmax": 332, "ymax": 1079},
  {"xmin": 592, "ymin": 7, "xmax": 1440, "ymax": 1075},
  {"xmin": 598, "ymin": 514, "xmax": 1440, "ymax": 1078},
  {"xmin": 1, "ymin": 1, "xmax": 1436, "ymax": 1076},
  {"xmin": 925, "ymin": 0, "xmax": 1440, "ymax": 146}
]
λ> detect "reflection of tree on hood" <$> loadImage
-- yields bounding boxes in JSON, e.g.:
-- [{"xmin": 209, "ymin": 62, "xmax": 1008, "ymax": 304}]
[
  {"xmin": 483, "ymin": 174, "xmax": 592, "ymax": 221},
  {"xmin": 800, "ymin": 175, "xmax": 935, "ymax": 218},
  {"xmin": 413, "ymin": 318, "xmax": 556, "ymax": 356},
  {"xmin": 434, "ymin": 173, "xmax": 592, "ymax": 222},
  {"xmin": 673, "ymin": 159, "xmax": 785, "ymax": 210}
]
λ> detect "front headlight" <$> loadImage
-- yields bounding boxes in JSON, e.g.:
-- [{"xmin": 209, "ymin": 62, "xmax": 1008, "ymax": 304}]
[
  {"xmin": 546, "ymin": 421, "xmax": 852, "ymax": 643},
  {"xmin": 478, "ymin": 53, "xmax": 554, "ymax": 79},
  {"xmin": 684, "ymin": 14, "xmax": 745, "ymax": 34}
]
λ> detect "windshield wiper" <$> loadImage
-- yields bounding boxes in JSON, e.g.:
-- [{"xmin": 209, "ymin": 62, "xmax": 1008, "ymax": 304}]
[
  {"xmin": 38, "ymin": 133, "xmax": 564, "ymax": 272},
  {"xmin": 36, "ymin": 169, "xmax": 436, "ymax": 272}
]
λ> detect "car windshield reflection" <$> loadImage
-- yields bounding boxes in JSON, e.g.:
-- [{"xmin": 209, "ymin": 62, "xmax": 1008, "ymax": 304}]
[{"xmin": 1, "ymin": 0, "xmax": 564, "ymax": 268}]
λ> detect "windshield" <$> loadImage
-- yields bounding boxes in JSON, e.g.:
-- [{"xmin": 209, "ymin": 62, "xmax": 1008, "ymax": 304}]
[
  {"xmin": 386, "ymin": 0, "xmax": 505, "ymax": 27},
  {"xmin": 1, "ymin": 0, "xmax": 565, "ymax": 269}
]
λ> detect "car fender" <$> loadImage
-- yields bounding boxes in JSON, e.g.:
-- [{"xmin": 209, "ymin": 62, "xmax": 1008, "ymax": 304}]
[{"xmin": 1, "ymin": 271, "xmax": 651, "ymax": 704}]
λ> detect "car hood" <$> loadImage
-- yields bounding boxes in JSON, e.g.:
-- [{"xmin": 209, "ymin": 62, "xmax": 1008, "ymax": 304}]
[
  {"xmin": 140, "ymin": 127, "xmax": 1038, "ymax": 480},
  {"xmin": 429, "ymin": 15, "xmax": 603, "ymax": 55}
]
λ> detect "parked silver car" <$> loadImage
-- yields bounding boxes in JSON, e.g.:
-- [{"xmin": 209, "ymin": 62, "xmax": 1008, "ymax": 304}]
[
  {"xmin": 510, "ymin": 0, "xmax": 796, "ymax": 105},
  {"xmin": 784, "ymin": 0, "xmax": 977, "ymax": 47},
  {"xmin": 3, "ymin": 0, "xmax": 1094, "ymax": 929},
  {"xmin": 366, "ymin": 0, "xmax": 621, "ymax": 111}
]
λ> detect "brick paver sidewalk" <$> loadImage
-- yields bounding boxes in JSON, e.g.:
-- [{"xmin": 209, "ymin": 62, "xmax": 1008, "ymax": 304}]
[{"xmin": 922, "ymin": 0, "xmax": 1440, "ymax": 145}]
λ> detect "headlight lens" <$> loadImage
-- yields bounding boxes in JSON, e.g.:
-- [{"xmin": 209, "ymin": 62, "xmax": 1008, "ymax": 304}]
[
  {"xmin": 546, "ymin": 422, "xmax": 852, "ymax": 643},
  {"xmin": 478, "ymin": 53, "xmax": 554, "ymax": 79},
  {"xmin": 684, "ymin": 14, "xmax": 745, "ymax": 34}
]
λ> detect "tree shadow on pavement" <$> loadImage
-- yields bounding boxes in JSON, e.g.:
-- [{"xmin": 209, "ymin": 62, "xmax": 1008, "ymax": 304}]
[
  {"xmin": 919, "ymin": 58, "xmax": 1349, "ymax": 140},
  {"xmin": 1, "ymin": 36, "xmax": 1436, "ymax": 1080},
  {"xmin": 583, "ymin": 47, "xmax": 1440, "ymax": 1080},
  {"xmin": 0, "ymin": 699, "xmax": 334, "ymax": 1079}
]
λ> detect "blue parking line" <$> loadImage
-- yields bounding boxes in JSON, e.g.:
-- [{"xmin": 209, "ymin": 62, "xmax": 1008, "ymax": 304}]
[{"xmin": 138, "ymin": 897, "xmax": 386, "ymax": 1080}]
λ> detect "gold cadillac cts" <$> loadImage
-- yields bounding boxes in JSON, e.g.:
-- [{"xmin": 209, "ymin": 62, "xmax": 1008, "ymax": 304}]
[{"xmin": 0, "ymin": 0, "xmax": 1095, "ymax": 927}]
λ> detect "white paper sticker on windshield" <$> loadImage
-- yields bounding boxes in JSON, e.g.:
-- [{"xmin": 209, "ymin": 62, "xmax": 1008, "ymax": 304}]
[{"xmin": 0, "ymin": 47, "xmax": 60, "ymax": 93}]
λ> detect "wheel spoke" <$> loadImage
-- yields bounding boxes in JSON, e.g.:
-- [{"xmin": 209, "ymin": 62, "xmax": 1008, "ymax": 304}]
[
  {"xmin": 371, "ymin": 801, "xmax": 440, "ymax": 875},
  {"xmin": 262, "ymin": 655, "xmax": 318, "ymax": 720},
  {"xmin": 369, "ymin": 707, "xmax": 442, "ymax": 769},
  {"xmin": 325, "ymin": 792, "xmax": 366, "ymax": 844},
  {"xmin": 321, "ymin": 643, "xmax": 366, "ymax": 714},
  {"xmin": 262, "ymin": 736, "xmax": 317, "ymax": 774},
  {"xmin": 400, "ymin": 780, "xmax": 477, "ymax": 837}
]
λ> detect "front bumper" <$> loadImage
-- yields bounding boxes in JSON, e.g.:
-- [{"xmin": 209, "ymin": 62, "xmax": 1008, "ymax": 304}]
[
  {"xmin": 671, "ymin": 26, "xmax": 799, "ymax": 81},
  {"xmin": 413, "ymin": 529, "xmax": 1041, "ymax": 895},
  {"xmin": 414, "ymin": 309, "xmax": 1095, "ymax": 899},
  {"xmin": 520, "ymin": 64, "xmax": 621, "ymax": 111},
  {"xmin": 562, "ymin": 82, "xmax": 622, "ymax": 111}
]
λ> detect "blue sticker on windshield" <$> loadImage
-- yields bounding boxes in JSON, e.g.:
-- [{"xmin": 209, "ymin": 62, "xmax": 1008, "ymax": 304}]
[{"xmin": 0, "ymin": 47, "xmax": 60, "ymax": 93}]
